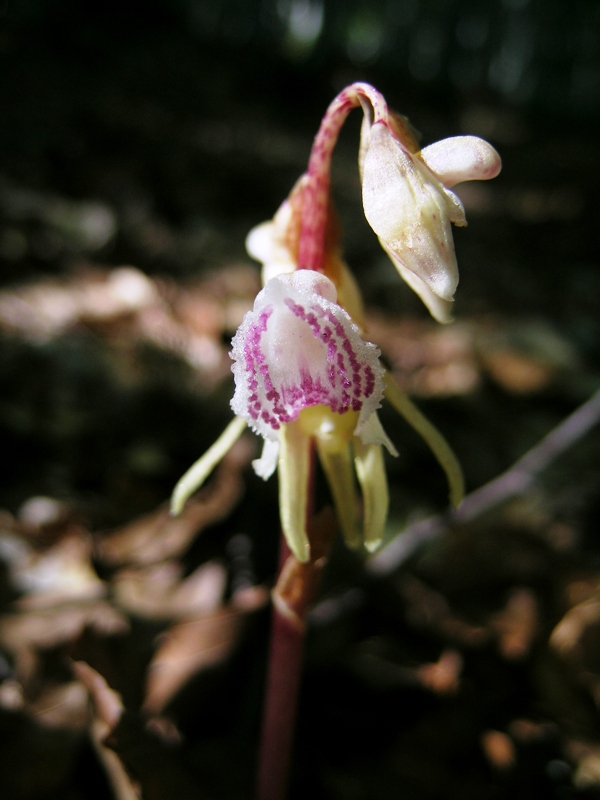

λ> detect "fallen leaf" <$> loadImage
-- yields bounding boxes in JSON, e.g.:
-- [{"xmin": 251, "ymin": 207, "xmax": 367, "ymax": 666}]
[
  {"xmin": 481, "ymin": 729, "xmax": 516, "ymax": 770},
  {"xmin": 96, "ymin": 447, "xmax": 247, "ymax": 567},
  {"xmin": 491, "ymin": 587, "xmax": 539, "ymax": 660},
  {"xmin": 113, "ymin": 560, "xmax": 227, "ymax": 620},
  {"xmin": 144, "ymin": 587, "xmax": 267, "ymax": 715},
  {"xmin": 416, "ymin": 649, "xmax": 463, "ymax": 695}
]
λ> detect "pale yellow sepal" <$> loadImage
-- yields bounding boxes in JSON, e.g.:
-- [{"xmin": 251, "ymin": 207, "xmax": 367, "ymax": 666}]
[
  {"xmin": 384, "ymin": 376, "xmax": 464, "ymax": 508},
  {"xmin": 278, "ymin": 419, "xmax": 311, "ymax": 563},
  {"xmin": 316, "ymin": 440, "xmax": 360, "ymax": 549},
  {"xmin": 170, "ymin": 416, "xmax": 247, "ymax": 515},
  {"xmin": 354, "ymin": 441, "xmax": 389, "ymax": 552}
]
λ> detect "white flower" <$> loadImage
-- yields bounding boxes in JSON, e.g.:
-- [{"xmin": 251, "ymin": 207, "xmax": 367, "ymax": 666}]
[
  {"xmin": 170, "ymin": 84, "xmax": 478, "ymax": 566},
  {"xmin": 361, "ymin": 120, "xmax": 501, "ymax": 322},
  {"xmin": 229, "ymin": 270, "xmax": 396, "ymax": 561}
]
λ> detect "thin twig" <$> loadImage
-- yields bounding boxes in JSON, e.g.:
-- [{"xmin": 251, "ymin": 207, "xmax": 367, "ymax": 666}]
[{"xmin": 368, "ymin": 389, "xmax": 600, "ymax": 576}]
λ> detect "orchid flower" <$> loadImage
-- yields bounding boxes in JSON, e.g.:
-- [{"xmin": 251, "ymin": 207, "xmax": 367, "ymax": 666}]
[
  {"xmin": 246, "ymin": 175, "xmax": 367, "ymax": 328},
  {"xmin": 171, "ymin": 82, "xmax": 500, "ymax": 564},
  {"xmin": 171, "ymin": 267, "xmax": 462, "ymax": 562},
  {"xmin": 232, "ymin": 269, "xmax": 394, "ymax": 561},
  {"xmin": 360, "ymin": 109, "xmax": 501, "ymax": 322},
  {"xmin": 172, "ymin": 267, "xmax": 396, "ymax": 562}
]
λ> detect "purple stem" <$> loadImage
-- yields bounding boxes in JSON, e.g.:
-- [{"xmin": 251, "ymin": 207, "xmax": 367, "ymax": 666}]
[
  {"xmin": 298, "ymin": 83, "xmax": 388, "ymax": 272},
  {"xmin": 256, "ymin": 576, "xmax": 305, "ymax": 800},
  {"xmin": 257, "ymin": 504, "xmax": 336, "ymax": 800}
]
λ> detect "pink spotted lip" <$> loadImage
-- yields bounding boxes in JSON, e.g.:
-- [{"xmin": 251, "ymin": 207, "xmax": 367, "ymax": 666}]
[{"xmin": 230, "ymin": 271, "xmax": 385, "ymax": 440}]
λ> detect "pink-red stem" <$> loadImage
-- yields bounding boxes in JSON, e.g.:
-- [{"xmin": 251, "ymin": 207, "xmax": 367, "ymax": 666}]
[
  {"xmin": 256, "ymin": 507, "xmax": 337, "ymax": 800},
  {"xmin": 256, "ymin": 580, "xmax": 305, "ymax": 800},
  {"xmin": 298, "ymin": 83, "xmax": 387, "ymax": 272}
]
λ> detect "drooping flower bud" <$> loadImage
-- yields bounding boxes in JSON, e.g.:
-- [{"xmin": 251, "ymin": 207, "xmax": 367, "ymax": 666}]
[{"xmin": 361, "ymin": 120, "xmax": 501, "ymax": 322}]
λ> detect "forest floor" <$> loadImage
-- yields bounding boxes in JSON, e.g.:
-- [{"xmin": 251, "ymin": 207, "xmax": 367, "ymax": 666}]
[{"xmin": 1, "ymin": 7, "xmax": 600, "ymax": 799}]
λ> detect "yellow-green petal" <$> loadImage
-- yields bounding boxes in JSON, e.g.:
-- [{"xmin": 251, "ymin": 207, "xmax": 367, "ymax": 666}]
[
  {"xmin": 384, "ymin": 375, "xmax": 464, "ymax": 508},
  {"xmin": 354, "ymin": 441, "xmax": 389, "ymax": 552},
  {"xmin": 278, "ymin": 419, "xmax": 311, "ymax": 563},
  {"xmin": 170, "ymin": 416, "xmax": 247, "ymax": 516},
  {"xmin": 316, "ymin": 439, "xmax": 360, "ymax": 549}
]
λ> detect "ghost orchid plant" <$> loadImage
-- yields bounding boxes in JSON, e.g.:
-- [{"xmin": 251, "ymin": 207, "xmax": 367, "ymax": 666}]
[
  {"xmin": 171, "ymin": 82, "xmax": 500, "ymax": 564},
  {"xmin": 170, "ymin": 82, "xmax": 500, "ymax": 800}
]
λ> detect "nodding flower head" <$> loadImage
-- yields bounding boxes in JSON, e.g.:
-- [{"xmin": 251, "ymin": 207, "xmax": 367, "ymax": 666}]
[{"xmin": 360, "ymin": 113, "xmax": 501, "ymax": 322}]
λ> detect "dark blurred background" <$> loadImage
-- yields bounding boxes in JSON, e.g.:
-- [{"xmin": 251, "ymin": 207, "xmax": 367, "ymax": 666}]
[
  {"xmin": 1, "ymin": 2, "xmax": 600, "ymax": 799},
  {"xmin": 0, "ymin": 0, "xmax": 599, "ymax": 517}
]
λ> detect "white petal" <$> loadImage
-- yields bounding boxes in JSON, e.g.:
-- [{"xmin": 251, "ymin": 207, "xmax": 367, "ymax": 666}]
[
  {"xmin": 170, "ymin": 416, "xmax": 247, "ymax": 515},
  {"xmin": 230, "ymin": 272, "xmax": 386, "ymax": 440},
  {"xmin": 245, "ymin": 219, "xmax": 277, "ymax": 264},
  {"xmin": 252, "ymin": 437, "xmax": 280, "ymax": 480},
  {"xmin": 245, "ymin": 201, "xmax": 297, "ymax": 284},
  {"xmin": 382, "ymin": 242, "xmax": 455, "ymax": 324},
  {"xmin": 362, "ymin": 122, "xmax": 459, "ymax": 302},
  {"xmin": 355, "ymin": 410, "xmax": 398, "ymax": 456},
  {"xmin": 421, "ymin": 136, "xmax": 502, "ymax": 189},
  {"xmin": 384, "ymin": 376, "xmax": 464, "ymax": 508},
  {"xmin": 358, "ymin": 96, "xmax": 374, "ymax": 180}
]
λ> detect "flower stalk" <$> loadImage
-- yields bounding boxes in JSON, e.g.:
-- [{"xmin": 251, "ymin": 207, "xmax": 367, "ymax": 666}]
[
  {"xmin": 298, "ymin": 83, "xmax": 388, "ymax": 272},
  {"xmin": 258, "ymin": 508, "xmax": 337, "ymax": 800}
]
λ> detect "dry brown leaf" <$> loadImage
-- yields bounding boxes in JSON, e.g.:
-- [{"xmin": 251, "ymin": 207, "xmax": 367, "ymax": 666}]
[
  {"xmin": 550, "ymin": 597, "xmax": 600, "ymax": 662},
  {"xmin": 481, "ymin": 729, "xmax": 517, "ymax": 770},
  {"xmin": 10, "ymin": 532, "xmax": 105, "ymax": 608},
  {"xmin": 73, "ymin": 660, "xmax": 124, "ymax": 734},
  {"xmin": 491, "ymin": 587, "xmax": 539, "ymax": 660},
  {"xmin": 399, "ymin": 575, "xmax": 488, "ymax": 646},
  {"xmin": 97, "ymin": 448, "xmax": 247, "ymax": 567},
  {"xmin": 368, "ymin": 315, "xmax": 481, "ymax": 397},
  {"xmin": 416, "ymin": 649, "xmax": 463, "ymax": 695},
  {"xmin": 481, "ymin": 349, "xmax": 553, "ymax": 393},
  {"xmin": 17, "ymin": 495, "xmax": 73, "ymax": 537},
  {"xmin": 0, "ymin": 600, "xmax": 128, "ymax": 685},
  {"xmin": 0, "ymin": 267, "xmax": 156, "ymax": 342},
  {"xmin": 113, "ymin": 560, "xmax": 227, "ymax": 620},
  {"xmin": 508, "ymin": 718, "xmax": 557, "ymax": 744},
  {"xmin": 144, "ymin": 586, "xmax": 267, "ymax": 715},
  {"xmin": 566, "ymin": 740, "xmax": 600, "ymax": 790},
  {"xmin": 73, "ymin": 661, "xmax": 141, "ymax": 800},
  {"xmin": 0, "ymin": 679, "xmax": 25, "ymax": 711},
  {"xmin": 29, "ymin": 680, "xmax": 90, "ymax": 729}
]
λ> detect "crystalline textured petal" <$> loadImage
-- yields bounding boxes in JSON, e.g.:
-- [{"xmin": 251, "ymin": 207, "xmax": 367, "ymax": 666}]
[
  {"xmin": 362, "ymin": 122, "xmax": 460, "ymax": 302},
  {"xmin": 230, "ymin": 272, "xmax": 386, "ymax": 441},
  {"xmin": 421, "ymin": 136, "xmax": 502, "ymax": 189},
  {"xmin": 252, "ymin": 438, "xmax": 280, "ymax": 480}
]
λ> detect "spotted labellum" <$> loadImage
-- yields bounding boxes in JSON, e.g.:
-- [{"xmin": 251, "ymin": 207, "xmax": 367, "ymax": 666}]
[{"xmin": 230, "ymin": 271, "xmax": 385, "ymax": 443}]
